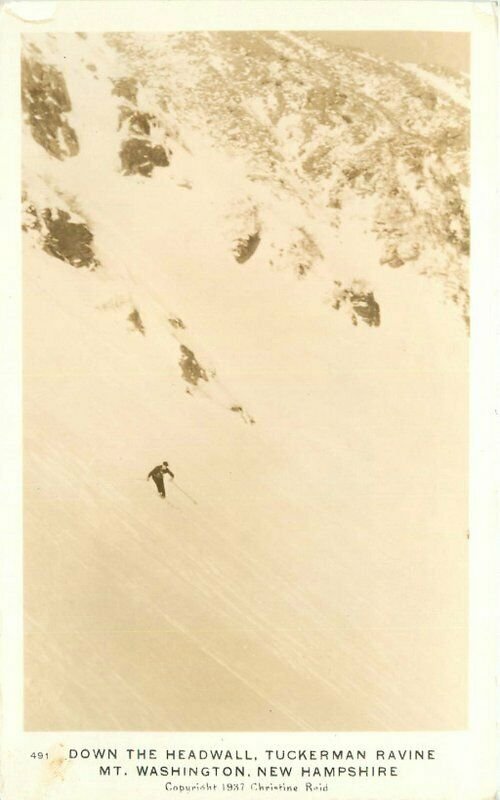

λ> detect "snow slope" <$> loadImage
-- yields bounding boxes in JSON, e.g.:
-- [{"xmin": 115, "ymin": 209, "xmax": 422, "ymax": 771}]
[{"xmin": 22, "ymin": 32, "xmax": 468, "ymax": 731}]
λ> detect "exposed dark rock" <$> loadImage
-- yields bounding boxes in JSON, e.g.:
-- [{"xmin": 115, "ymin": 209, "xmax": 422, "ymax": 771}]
[
  {"xmin": 41, "ymin": 208, "xmax": 98, "ymax": 268},
  {"xmin": 302, "ymin": 143, "xmax": 333, "ymax": 179},
  {"xmin": 328, "ymin": 196, "xmax": 342, "ymax": 209},
  {"xmin": 129, "ymin": 111, "xmax": 155, "ymax": 136},
  {"xmin": 118, "ymin": 107, "xmax": 157, "ymax": 136},
  {"xmin": 22, "ymin": 57, "xmax": 79, "ymax": 160},
  {"xmin": 343, "ymin": 165, "xmax": 363, "ymax": 185},
  {"xmin": 168, "ymin": 317, "xmax": 186, "ymax": 330},
  {"xmin": 332, "ymin": 282, "xmax": 380, "ymax": 327},
  {"xmin": 118, "ymin": 104, "xmax": 156, "ymax": 137},
  {"xmin": 117, "ymin": 104, "xmax": 134, "ymax": 130},
  {"xmin": 232, "ymin": 232, "xmax": 261, "ymax": 263},
  {"xmin": 306, "ymin": 85, "xmax": 347, "ymax": 124},
  {"xmin": 128, "ymin": 308, "xmax": 145, "ymax": 335},
  {"xmin": 120, "ymin": 138, "xmax": 169, "ymax": 176},
  {"xmin": 151, "ymin": 144, "xmax": 169, "ymax": 167},
  {"xmin": 380, "ymin": 247, "xmax": 405, "ymax": 269},
  {"xmin": 22, "ymin": 203, "xmax": 41, "ymax": 233},
  {"xmin": 111, "ymin": 77, "xmax": 138, "ymax": 104},
  {"xmin": 350, "ymin": 291, "xmax": 380, "ymax": 327},
  {"xmin": 179, "ymin": 345, "xmax": 209, "ymax": 386},
  {"xmin": 230, "ymin": 405, "xmax": 255, "ymax": 424}
]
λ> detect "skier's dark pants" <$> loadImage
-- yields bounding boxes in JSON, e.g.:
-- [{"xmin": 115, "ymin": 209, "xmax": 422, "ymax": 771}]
[{"xmin": 153, "ymin": 474, "xmax": 165, "ymax": 497}]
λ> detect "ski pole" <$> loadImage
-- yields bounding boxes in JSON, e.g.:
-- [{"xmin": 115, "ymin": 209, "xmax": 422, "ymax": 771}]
[{"xmin": 172, "ymin": 481, "xmax": 197, "ymax": 505}]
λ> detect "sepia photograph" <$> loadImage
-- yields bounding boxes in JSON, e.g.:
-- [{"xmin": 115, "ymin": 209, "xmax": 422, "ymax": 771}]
[
  {"xmin": 21, "ymin": 27, "xmax": 471, "ymax": 734},
  {"xmin": 1, "ymin": 1, "xmax": 497, "ymax": 798}
]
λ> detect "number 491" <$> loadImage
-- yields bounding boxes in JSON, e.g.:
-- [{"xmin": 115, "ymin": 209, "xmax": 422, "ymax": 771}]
[{"xmin": 30, "ymin": 752, "xmax": 48, "ymax": 759}]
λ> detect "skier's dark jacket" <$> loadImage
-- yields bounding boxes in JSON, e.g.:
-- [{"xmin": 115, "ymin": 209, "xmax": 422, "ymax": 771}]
[{"xmin": 148, "ymin": 464, "xmax": 174, "ymax": 481}]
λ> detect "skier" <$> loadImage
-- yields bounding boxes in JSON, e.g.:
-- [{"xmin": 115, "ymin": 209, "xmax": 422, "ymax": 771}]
[{"xmin": 147, "ymin": 461, "xmax": 174, "ymax": 498}]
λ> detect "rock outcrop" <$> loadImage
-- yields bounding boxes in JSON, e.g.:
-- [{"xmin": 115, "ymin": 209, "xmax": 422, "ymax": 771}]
[
  {"xmin": 232, "ymin": 231, "xmax": 261, "ymax": 264},
  {"xmin": 179, "ymin": 345, "xmax": 209, "ymax": 386},
  {"xmin": 42, "ymin": 208, "xmax": 98, "ymax": 268},
  {"xmin": 111, "ymin": 76, "xmax": 139, "ymax": 104},
  {"xmin": 120, "ymin": 137, "xmax": 169, "ymax": 176},
  {"xmin": 23, "ymin": 200, "xmax": 99, "ymax": 269},
  {"xmin": 113, "ymin": 75, "xmax": 170, "ymax": 177},
  {"xmin": 22, "ymin": 57, "xmax": 79, "ymax": 159},
  {"xmin": 331, "ymin": 281, "xmax": 381, "ymax": 327},
  {"xmin": 128, "ymin": 308, "xmax": 145, "ymax": 335}
]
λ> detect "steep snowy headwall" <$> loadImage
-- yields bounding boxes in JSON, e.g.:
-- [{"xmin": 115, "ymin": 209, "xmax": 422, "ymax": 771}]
[{"xmin": 22, "ymin": 32, "xmax": 468, "ymax": 732}]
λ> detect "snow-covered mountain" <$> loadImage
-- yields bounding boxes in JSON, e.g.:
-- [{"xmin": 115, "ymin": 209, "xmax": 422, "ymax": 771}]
[{"xmin": 22, "ymin": 32, "xmax": 468, "ymax": 732}]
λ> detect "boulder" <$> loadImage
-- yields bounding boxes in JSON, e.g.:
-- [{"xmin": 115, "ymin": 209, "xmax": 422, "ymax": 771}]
[
  {"xmin": 120, "ymin": 138, "xmax": 169, "ymax": 176},
  {"xmin": 42, "ymin": 208, "xmax": 98, "ymax": 268}
]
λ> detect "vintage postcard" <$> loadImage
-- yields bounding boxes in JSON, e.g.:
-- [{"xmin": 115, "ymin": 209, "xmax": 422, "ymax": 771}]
[{"xmin": 0, "ymin": 1, "xmax": 496, "ymax": 799}]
